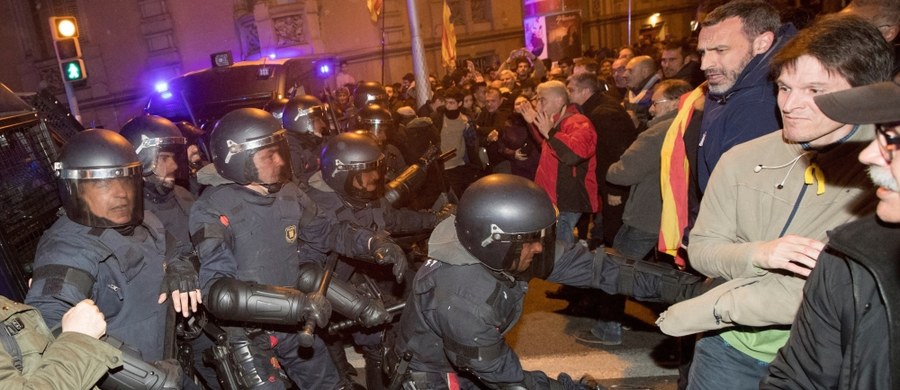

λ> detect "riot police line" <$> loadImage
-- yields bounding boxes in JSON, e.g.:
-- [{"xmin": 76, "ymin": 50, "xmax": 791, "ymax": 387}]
[{"xmin": 5, "ymin": 81, "xmax": 713, "ymax": 390}]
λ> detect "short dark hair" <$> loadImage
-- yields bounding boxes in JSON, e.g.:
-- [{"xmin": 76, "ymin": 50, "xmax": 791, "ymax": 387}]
[
  {"xmin": 771, "ymin": 14, "xmax": 893, "ymax": 87},
  {"xmin": 559, "ymin": 57, "xmax": 574, "ymax": 67},
  {"xmin": 518, "ymin": 78, "xmax": 536, "ymax": 90},
  {"xmin": 702, "ymin": 0, "xmax": 781, "ymax": 40},
  {"xmin": 403, "ymin": 73, "xmax": 415, "ymax": 82},
  {"xmin": 444, "ymin": 87, "xmax": 465, "ymax": 102},
  {"xmin": 567, "ymin": 72, "xmax": 600, "ymax": 93}
]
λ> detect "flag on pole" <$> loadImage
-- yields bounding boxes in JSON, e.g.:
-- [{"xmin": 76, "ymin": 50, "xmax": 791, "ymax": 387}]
[
  {"xmin": 441, "ymin": 0, "xmax": 457, "ymax": 69},
  {"xmin": 367, "ymin": 0, "xmax": 383, "ymax": 22}
]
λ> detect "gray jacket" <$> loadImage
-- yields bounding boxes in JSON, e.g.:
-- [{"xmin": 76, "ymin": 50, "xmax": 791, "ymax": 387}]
[{"xmin": 607, "ymin": 110, "xmax": 676, "ymax": 235}]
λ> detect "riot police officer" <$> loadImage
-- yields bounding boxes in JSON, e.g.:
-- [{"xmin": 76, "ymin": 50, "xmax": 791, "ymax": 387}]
[
  {"xmin": 389, "ymin": 174, "xmax": 707, "ymax": 389},
  {"xmin": 302, "ymin": 132, "xmax": 453, "ymax": 389},
  {"xmin": 355, "ymin": 103, "xmax": 407, "ymax": 180},
  {"xmin": 26, "ymin": 129, "xmax": 199, "ymax": 387},
  {"xmin": 190, "ymin": 108, "xmax": 409, "ymax": 389},
  {"xmin": 119, "ymin": 115, "xmax": 194, "ymax": 256},
  {"xmin": 120, "ymin": 115, "xmax": 222, "ymax": 389},
  {"xmin": 281, "ymin": 94, "xmax": 328, "ymax": 185}
]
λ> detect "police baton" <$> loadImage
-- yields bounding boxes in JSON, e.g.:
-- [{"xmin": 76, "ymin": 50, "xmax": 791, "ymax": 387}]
[{"xmin": 298, "ymin": 253, "xmax": 338, "ymax": 347}]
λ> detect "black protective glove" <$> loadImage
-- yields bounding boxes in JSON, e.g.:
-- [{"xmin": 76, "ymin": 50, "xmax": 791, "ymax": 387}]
[
  {"xmin": 357, "ymin": 298, "xmax": 391, "ymax": 328},
  {"xmin": 160, "ymin": 255, "xmax": 199, "ymax": 295},
  {"xmin": 303, "ymin": 291, "xmax": 332, "ymax": 328},
  {"xmin": 369, "ymin": 234, "xmax": 408, "ymax": 283}
]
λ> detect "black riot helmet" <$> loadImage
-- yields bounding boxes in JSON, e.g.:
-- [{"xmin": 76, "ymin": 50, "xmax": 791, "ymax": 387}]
[
  {"xmin": 55, "ymin": 129, "xmax": 144, "ymax": 228},
  {"xmin": 353, "ymin": 81, "xmax": 388, "ymax": 109},
  {"xmin": 320, "ymin": 132, "xmax": 385, "ymax": 203},
  {"xmin": 210, "ymin": 108, "xmax": 293, "ymax": 188},
  {"xmin": 119, "ymin": 115, "xmax": 188, "ymax": 191},
  {"xmin": 356, "ymin": 103, "xmax": 394, "ymax": 144},
  {"xmin": 455, "ymin": 174, "xmax": 558, "ymax": 280},
  {"xmin": 263, "ymin": 97, "xmax": 291, "ymax": 120},
  {"xmin": 282, "ymin": 94, "xmax": 325, "ymax": 135}
]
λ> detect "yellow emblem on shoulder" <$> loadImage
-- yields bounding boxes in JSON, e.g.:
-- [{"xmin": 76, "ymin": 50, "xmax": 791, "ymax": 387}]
[{"xmin": 285, "ymin": 225, "xmax": 298, "ymax": 243}]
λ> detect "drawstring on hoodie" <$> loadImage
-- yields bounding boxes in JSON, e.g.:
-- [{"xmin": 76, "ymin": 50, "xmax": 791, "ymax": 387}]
[
  {"xmin": 754, "ymin": 151, "xmax": 816, "ymax": 237},
  {"xmin": 753, "ymin": 124, "xmax": 861, "ymax": 236}
]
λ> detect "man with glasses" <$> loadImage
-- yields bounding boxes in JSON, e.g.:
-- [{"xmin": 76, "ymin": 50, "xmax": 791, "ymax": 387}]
[{"xmin": 764, "ymin": 79, "xmax": 900, "ymax": 389}]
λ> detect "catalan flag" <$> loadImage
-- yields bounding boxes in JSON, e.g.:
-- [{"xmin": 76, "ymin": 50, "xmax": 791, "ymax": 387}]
[
  {"xmin": 442, "ymin": 0, "xmax": 457, "ymax": 69},
  {"xmin": 658, "ymin": 85, "xmax": 705, "ymax": 267},
  {"xmin": 367, "ymin": 0, "xmax": 383, "ymax": 22}
]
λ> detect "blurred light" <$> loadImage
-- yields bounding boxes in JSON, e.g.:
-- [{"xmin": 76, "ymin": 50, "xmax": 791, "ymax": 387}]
[
  {"xmin": 161, "ymin": 91, "xmax": 173, "ymax": 99},
  {"xmin": 690, "ymin": 20, "xmax": 699, "ymax": 31},
  {"xmin": 154, "ymin": 81, "xmax": 169, "ymax": 93},
  {"xmin": 56, "ymin": 19, "xmax": 77, "ymax": 38},
  {"xmin": 649, "ymin": 13, "xmax": 661, "ymax": 27},
  {"xmin": 268, "ymin": 53, "xmax": 277, "ymax": 60}
]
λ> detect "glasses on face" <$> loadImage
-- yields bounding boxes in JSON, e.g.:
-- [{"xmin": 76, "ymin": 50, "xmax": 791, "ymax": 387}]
[
  {"xmin": 876, "ymin": 123, "xmax": 900, "ymax": 163},
  {"xmin": 651, "ymin": 99, "xmax": 670, "ymax": 107}
]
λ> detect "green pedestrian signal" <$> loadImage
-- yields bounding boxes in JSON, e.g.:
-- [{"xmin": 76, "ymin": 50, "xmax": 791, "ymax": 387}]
[{"xmin": 61, "ymin": 59, "xmax": 87, "ymax": 82}]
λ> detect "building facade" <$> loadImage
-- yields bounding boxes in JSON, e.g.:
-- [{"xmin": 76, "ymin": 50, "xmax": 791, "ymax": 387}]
[{"xmin": 0, "ymin": 0, "xmax": 701, "ymax": 128}]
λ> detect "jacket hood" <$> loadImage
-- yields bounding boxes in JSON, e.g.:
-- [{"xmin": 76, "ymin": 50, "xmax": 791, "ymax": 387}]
[
  {"xmin": 710, "ymin": 23, "xmax": 798, "ymax": 100},
  {"xmin": 196, "ymin": 163, "xmax": 233, "ymax": 186},
  {"xmin": 427, "ymin": 216, "xmax": 482, "ymax": 266}
]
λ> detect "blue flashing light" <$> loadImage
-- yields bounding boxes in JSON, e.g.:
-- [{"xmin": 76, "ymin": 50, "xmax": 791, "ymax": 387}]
[
  {"xmin": 319, "ymin": 64, "xmax": 331, "ymax": 75},
  {"xmin": 161, "ymin": 91, "xmax": 173, "ymax": 99},
  {"xmin": 154, "ymin": 81, "xmax": 169, "ymax": 93},
  {"xmin": 268, "ymin": 53, "xmax": 277, "ymax": 60}
]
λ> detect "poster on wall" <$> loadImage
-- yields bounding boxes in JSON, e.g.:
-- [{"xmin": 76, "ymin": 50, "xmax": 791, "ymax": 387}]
[
  {"xmin": 524, "ymin": 16, "xmax": 548, "ymax": 60},
  {"xmin": 546, "ymin": 11, "xmax": 582, "ymax": 61},
  {"xmin": 522, "ymin": 0, "xmax": 579, "ymax": 18}
]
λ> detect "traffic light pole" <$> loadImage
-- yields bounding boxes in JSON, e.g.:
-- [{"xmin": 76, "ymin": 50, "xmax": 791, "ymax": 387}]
[{"xmin": 63, "ymin": 81, "xmax": 82, "ymax": 123}]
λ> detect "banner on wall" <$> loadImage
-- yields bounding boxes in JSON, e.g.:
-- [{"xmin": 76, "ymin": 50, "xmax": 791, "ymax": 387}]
[
  {"xmin": 546, "ymin": 11, "xmax": 582, "ymax": 60},
  {"xmin": 524, "ymin": 16, "xmax": 548, "ymax": 60}
]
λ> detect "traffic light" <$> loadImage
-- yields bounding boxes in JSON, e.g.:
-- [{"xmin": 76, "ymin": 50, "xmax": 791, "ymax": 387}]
[
  {"xmin": 49, "ymin": 16, "xmax": 87, "ymax": 82},
  {"xmin": 61, "ymin": 59, "xmax": 87, "ymax": 82}
]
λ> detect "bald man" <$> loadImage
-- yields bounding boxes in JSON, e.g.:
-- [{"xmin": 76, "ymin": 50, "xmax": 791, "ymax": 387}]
[{"xmin": 623, "ymin": 55, "xmax": 661, "ymax": 128}]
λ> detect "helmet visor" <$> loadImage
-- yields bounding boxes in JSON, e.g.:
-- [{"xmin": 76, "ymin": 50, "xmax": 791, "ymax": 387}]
[
  {"xmin": 491, "ymin": 223, "xmax": 557, "ymax": 280},
  {"xmin": 340, "ymin": 155, "xmax": 386, "ymax": 202},
  {"xmin": 56, "ymin": 164, "xmax": 143, "ymax": 228},
  {"xmin": 246, "ymin": 135, "xmax": 294, "ymax": 186}
]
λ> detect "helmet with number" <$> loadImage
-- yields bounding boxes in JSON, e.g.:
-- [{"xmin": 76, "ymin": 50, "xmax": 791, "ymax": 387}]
[
  {"xmin": 263, "ymin": 97, "xmax": 290, "ymax": 120},
  {"xmin": 353, "ymin": 81, "xmax": 388, "ymax": 109},
  {"xmin": 210, "ymin": 108, "xmax": 293, "ymax": 188},
  {"xmin": 54, "ymin": 129, "xmax": 144, "ymax": 228},
  {"xmin": 119, "ymin": 115, "xmax": 188, "ymax": 191},
  {"xmin": 455, "ymin": 174, "xmax": 558, "ymax": 279},
  {"xmin": 282, "ymin": 94, "xmax": 325, "ymax": 135},
  {"xmin": 320, "ymin": 132, "xmax": 385, "ymax": 203},
  {"xmin": 356, "ymin": 103, "xmax": 394, "ymax": 143}
]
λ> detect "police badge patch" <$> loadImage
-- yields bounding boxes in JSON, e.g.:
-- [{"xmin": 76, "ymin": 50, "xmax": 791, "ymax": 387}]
[{"xmin": 285, "ymin": 225, "xmax": 297, "ymax": 243}]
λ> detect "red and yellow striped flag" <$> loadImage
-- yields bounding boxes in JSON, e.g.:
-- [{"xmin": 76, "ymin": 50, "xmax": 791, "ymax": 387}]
[
  {"xmin": 367, "ymin": 0, "xmax": 383, "ymax": 22},
  {"xmin": 441, "ymin": 0, "xmax": 457, "ymax": 69},
  {"xmin": 658, "ymin": 85, "xmax": 705, "ymax": 267}
]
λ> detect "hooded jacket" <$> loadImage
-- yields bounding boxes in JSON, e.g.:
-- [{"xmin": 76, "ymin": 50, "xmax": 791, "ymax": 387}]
[{"xmin": 697, "ymin": 23, "xmax": 798, "ymax": 192}]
